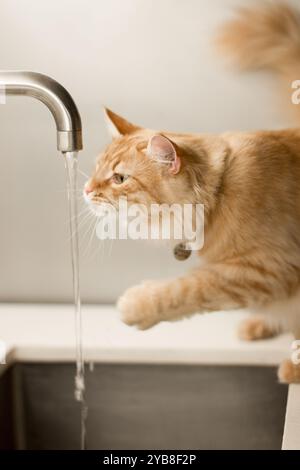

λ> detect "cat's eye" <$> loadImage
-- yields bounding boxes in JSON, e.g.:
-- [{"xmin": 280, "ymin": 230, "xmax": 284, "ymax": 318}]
[{"xmin": 111, "ymin": 173, "xmax": 128, "ymax": 185}]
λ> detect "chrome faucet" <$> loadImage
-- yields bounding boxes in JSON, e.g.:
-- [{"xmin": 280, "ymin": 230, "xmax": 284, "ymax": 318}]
[{"xmin": 0, "ymin": 70, "xmax": 82, "ymax": 152}]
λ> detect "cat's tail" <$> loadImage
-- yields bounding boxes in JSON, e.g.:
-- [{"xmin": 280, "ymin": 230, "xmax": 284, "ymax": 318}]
[{"xmin": 215, "ymin": 1, "xmax": 300, "ymax": 120}]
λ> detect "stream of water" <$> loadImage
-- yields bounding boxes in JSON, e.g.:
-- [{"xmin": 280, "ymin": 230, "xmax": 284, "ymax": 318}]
[{"xmin": 64, "ymin": 151, "xmax": 87, "ymax": 450}]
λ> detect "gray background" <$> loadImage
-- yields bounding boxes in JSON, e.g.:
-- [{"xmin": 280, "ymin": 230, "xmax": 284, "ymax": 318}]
[{"xmin": 0, "ymin": 0, "xmax": 296, "ymax": 303}]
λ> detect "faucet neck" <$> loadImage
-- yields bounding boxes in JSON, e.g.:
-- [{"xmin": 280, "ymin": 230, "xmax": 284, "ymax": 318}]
[{"xmin": 0, "ymin": 70, "xmax": 83, "ymax": 152}]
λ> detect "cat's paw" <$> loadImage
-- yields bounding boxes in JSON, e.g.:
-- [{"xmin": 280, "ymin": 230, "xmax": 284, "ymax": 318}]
[
  {"xmin": 117, "ymin": 281, "xmax": 162, "ymax": 330},
  {"xmin": 237, "ymin": 316, "xmax": 278, "ymax": 341},
  {"xmin": 278, "ymin": 359, "xmax": 300, "ymax": 384}
]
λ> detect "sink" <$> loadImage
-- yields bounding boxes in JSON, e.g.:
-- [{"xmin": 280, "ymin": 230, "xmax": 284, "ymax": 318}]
[{"xmin": 0, "ymin": 362, "xmax": 288, "ymax": 450}]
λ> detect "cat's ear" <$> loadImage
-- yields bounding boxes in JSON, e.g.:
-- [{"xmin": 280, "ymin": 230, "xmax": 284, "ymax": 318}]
[
  {"xmin": 103, "ymin": 107, "xmax": 140, "ymax": 138},
  {"xmin": 147, "ymin": 134, "xmax": 181, "ymax": 175}
]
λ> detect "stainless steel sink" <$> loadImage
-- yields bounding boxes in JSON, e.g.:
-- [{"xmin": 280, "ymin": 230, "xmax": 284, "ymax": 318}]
[{"xmin": 0, "ymin": 363, "xmax": 288, "ymax": 450}]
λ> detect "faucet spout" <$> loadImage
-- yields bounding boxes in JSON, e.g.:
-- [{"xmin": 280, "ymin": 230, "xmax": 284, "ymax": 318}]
[{"xmin": 0, "ymin": 70, "xmax": 83, "ymax": 152}]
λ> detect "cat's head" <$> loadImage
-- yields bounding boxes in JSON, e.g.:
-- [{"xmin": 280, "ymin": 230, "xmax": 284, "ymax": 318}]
[{"xmin": 83, "ymin": 109, "xmax": 199, "ymax": 216}]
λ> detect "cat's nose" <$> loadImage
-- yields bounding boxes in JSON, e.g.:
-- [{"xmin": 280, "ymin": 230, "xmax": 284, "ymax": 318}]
[
  {"xmin": 84, "ymin": 181, "xmax": 94, "ymax": 195},
  {"xmin": 84, "ymin": 185, "xmax": 93, "ymax": 195}
]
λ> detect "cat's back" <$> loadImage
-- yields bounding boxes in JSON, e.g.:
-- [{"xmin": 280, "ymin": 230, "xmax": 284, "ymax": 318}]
[
  {"xmin": 217, "ymin": 128, "xmax": 300, "ymax": 227},
  {"xmin": 221, "ymin": 128, "xmax": 300, "ymax": 181}
]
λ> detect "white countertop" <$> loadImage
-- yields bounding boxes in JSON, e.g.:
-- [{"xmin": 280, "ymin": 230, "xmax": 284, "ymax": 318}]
[
  {"xmin": 1, "ymin": 303, "xmax": 299, "ymax": 449},
  {"xmin": 0, "ymin": 303, "xmax": 293, "ymax": 372}
]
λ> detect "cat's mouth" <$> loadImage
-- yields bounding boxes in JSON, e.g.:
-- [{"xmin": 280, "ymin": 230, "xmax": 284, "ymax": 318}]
[{"xmin": 83, "ymin": 189, "xmax": 118, "ymax": 217}]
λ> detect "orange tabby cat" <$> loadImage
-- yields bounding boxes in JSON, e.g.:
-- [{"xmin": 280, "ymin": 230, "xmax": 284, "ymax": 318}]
[{"xmin": 84, "ymin": 1, "xmax": 300, "ymax": 383}]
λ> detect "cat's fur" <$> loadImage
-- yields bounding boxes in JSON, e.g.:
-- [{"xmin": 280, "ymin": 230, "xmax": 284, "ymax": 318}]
[{"xmin": 85, "ymin": 1, "xmax": 300, "ymax": 383}]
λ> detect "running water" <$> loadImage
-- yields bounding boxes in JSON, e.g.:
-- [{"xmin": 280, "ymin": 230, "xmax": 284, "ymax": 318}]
[{"xmin": 64, "ymin": 151, "xmax": 88, "ymax": 450}]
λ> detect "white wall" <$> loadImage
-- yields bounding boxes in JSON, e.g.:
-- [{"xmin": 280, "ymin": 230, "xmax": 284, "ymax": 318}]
[{"xmin": 0, "ymin": 0, "xmax": 296, "ymax": 303}]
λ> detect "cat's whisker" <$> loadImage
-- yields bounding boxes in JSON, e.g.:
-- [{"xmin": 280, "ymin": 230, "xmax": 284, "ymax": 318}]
[
  {"xmin": 64, "ymin": 212, "xmax": 91, "ymax": 249},
  {"xmin": 77, "ymin": 168, "xmax": 90, "ymax": 179},
  {"xmin": 80, "ymin": 215, "xmax": 97, "ymax": 252},
  {"xmin": 56, "ymin": 189, "xmax": 83, "ymax": 193},
  {"xmin": 66, "ymin": 206, "xmax": 90, "ymax": 226},
  {"xmin": 66, "ymin": 204, "xmax": 94, "ymax": 241},
  {"xmin": 71, "ymin": 211, "xmax": 94, "ymax": 240},
  {"xmin": 83, "ymin": 218, "xmax": 98, "ymax": 259},
  {"xmin": 76, "ymin": 216, "xmax": 93, "ymax": 249},
  {"xmin": 67, "ymin": 214, "xmax": 91, "ymax": 243},
  {"xmin": 90, "ymin": 238, "xmax": 103, "ymax": 261}
]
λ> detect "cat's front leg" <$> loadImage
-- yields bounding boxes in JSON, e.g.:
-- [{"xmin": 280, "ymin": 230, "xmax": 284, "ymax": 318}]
[
  {"xmin": 118, "ymin": 263, "xmax": 278, "ymax": 330},
  {"xmin": 118, "ymin": 273, "xmax": 218, "ymax": 330},
  {"xmin": 117, "ymin": 272, "xmax": 227, "ymax": 330}
]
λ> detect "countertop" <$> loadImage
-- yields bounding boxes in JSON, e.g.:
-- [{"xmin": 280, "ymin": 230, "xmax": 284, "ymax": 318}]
[{"xmin": 0, "ymin": 303, "xmax": 293, "ymax": 371}]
